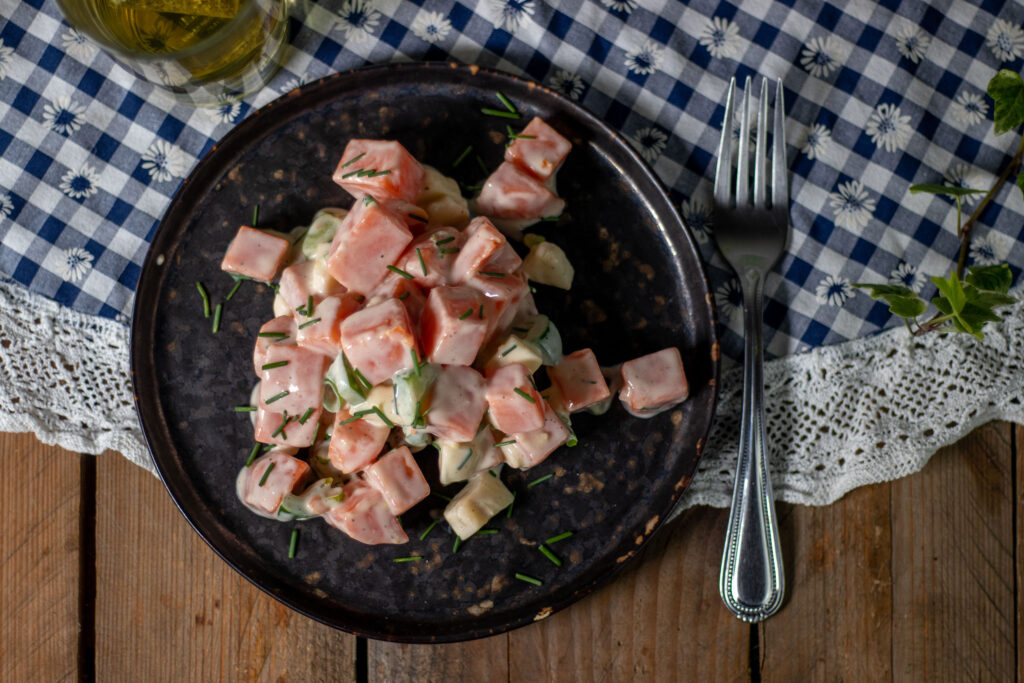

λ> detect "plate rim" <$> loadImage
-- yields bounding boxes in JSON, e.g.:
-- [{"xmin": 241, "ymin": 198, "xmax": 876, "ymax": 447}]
[{"xmin": 130, "ymin": 61, "xmax": 720, "ymax": 642}]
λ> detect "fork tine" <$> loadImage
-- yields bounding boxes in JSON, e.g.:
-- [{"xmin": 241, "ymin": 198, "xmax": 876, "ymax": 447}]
[
  {"xmin": 753, "ymin": 78, "xmax": 769, "ymax": 209},
  {"xmin": 772, "ymin": 78, "xmax": 788, "ymax": 209},
  {"xmin": 735, "ymin": 77, "xmax": 752, "ymax": 206},
  {"xmin": 714, "ymin": 78, "xmax": 736, "ymax": 205}
]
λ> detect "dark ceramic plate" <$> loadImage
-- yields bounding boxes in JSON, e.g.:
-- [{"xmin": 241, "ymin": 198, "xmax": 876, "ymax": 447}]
[{"xmin": 131, "ymin": 62, "xmax": 718, "ymax": 642}]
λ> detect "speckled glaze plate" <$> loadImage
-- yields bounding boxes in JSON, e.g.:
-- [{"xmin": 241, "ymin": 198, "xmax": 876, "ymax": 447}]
[{"xmin": 131, "ymin": 62, "xmax": 718, "ymax": 642}]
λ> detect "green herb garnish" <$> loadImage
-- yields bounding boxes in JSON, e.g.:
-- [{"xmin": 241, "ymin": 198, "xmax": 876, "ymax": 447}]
[
  {"xmin": 245, "ymin": 443, "xmax": 260, "ymax": 466},
  {"xmin": 258, "ymin": 462, "xmax": 275, "ymax": 486},
  {"xmin": 387, "ymin": 265, "xmax": 414, "ymax": 280},
  {"xmin": 262, "ymin": 360, "xmax": 289, "ymax": 370},
  {"xmin": 408, "ymin": 213, "xmax": 429, "ymax": 223},
  {"xmin": 298, "ymin": 318, "xmax": 321, "ymax": 329},
  {"xmin": 481, "ymin": 108, "xmax": 520, "ymax": 119},
  {"xmin": 545, "ymin": 531, "xmax": 573, "ymax": 544},
  {"xmin": 266, "ymin": 390, "xmax": 289, "ymax": 404},
  {"xmin": 500, "ymin": 345, "xmax": 517, "ymax": 357},
  {"xmin": 527, "ymin": 473, "xmax": 553, "ymax": 487},
  {"xmin": 434, "ymin": 235, "xmax": 455, "ymax": 246},
  {"xmin": 494, "ymin": 440, "xmax": 515, "ymax": 447},
  {"xmin": 235, "ymin": 405, "xmax": 257, "ymax": 413},
  {"xmin": 251, "ymin": 204, "xmax": 259, "ymax": 227},
  {"xmin": 416, "ymin": 248, "xmax": 428, "ymax": 276},
  {"xmin": 474, "ymin": 528, "xmax": 498, "ymax": 536},
  {"xmin": 341, "ymin": 151, "xmax": 366, "ymax": 168},
  {"xmin": 211, "ymin": 303, "xmax": 223, "ymax": 333},
  {"xmin": 258, "ymin": 331, "xmax": 287, "ymax": 339},
  {"xmin": 479, "ymin": 271, "xmax": 506, "ymax": 278},
  {"xmin": 298, "ymin": 407, "xmax": 314, "ymax": 424},
  {"xmin": 288, "ymin": 528, "xmax": 299, "ymax": 558},
  {"xmin": 514, "ymin": 572, "xmax": 542, "ymax": 586},
  {"xmin": 456, "ymin": 448, "xmax": 474, "ymax": 470},
  {"xmin": 225, "ymin": 278, "xmax": 243, "ymax": 301},
  {"xmin": 459, "ymin": 308, "xmax": 473, "ymax": 320},
  {"xmin": 393, "ymin": 555, "xmax": 422, "ymax": 563},
  {"xmin": 453, "ymin": 145, "xmax": 473, "ymax": 168},
  {"xmin": 453, "ymin": 536, "xmax": 462, "ymax": 553},
  {"xmin": 419, "ymin": 519, "xmax": 440, "ymax": 540},
  {"xmin": 505, "ymin": 493, "xmax": 515, "ymax": 518},
  {"xmin": 538, "ymin": 544, "xmax": 562, "ymax": 566},
  {"xmin": 514, "ymin": 387, "xmax": 536, "ymax": 403}
]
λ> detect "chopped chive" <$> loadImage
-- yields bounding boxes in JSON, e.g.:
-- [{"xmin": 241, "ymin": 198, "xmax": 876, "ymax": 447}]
[
  {"xmin": 514, "ymin": 572, "xmax": 542, "ymax": 586},
  {"xmin": 439, "ymin": 247, "xmax": 460, "ymax": 255},
  {"xmin": 453, "ymin": 536, "xmax": 462, "ymax": 553},
  {"xmin": 271, "ymin": 416, "xmax": 291, "ymax": 439},
  {"xmin": 408, "ymin": 213, "xmax": 429, "ymax": 223},
  {"xmin": 434, "ymin": 236, "xmax": 455, "ymax": 246},
  {"xmin": 514, "ymin": 387, "xmax": 536, "ymax": 403},
  {"xmin": 475, "ymin": 154, "xmax": 488, "ymax": 176},
  {"xmin": 397, "ymin": 291, "xmax": 410, "ymax": 301},
  {"xmin": 462, "ymin": 185, "xmax": 482, "ymax": 192},
  {"xmin": 500, "ymin": 345, "xmax": 518, "ymax": 357},
  {"xmin": 306, "ymin": 295, "xmax": 314, "ymax": 317},
  {"xmin": 419, "ymin": 519, "xmax": 440, "ymax": 541},
  {"xmin": 353, "ymin": 367, "xmax": 372, "ymax": 392},
  {"xmin": 457, "ymin": 448, "xmax": 474, "ymax": 470},
  {"xmin": 459, "ymin": 308, "xmax": 473, "ymax": 320},
  {"xmin": 225, "ymin": 278, "xmax": 243, "ymax": 301},
  {"xmin": 478, "ymin": 305, "xmax": 484, "ymax": 319},
  {"xmin": 479, "ymin": 271, "xmax": 506, "ymax": 277},
  {"xmin": 370, "ymin": 406, "xmax": 395, "ymax": 429},
  {"xmin": 528, "ymin": 374, "xmax": 539, "ymax": 391},
  {"xmin": 496, "ymin": 91, "xmax": 518, "ymax": 114},
  {"xmin": 393, "ymin": 555, "xmax": 422, "ymax": 563},
  {"xmin": 212, "ymin": 303, "xmax": 223, "ymax": 333},
  {"xmin": 494, "ymin": 440, "xmax": 516, "ymax": 447},
  {"xmin": 288, "ymin": 528, "xmax": 299, "ymax": 558},
  {"xmin": 452, "ymin": 145, "xmax": 473, "ymax": 168},
  {"xmin": 258, "ymin": 462, "xmax": 275, "ymax": 486},
  {"xmin": 432, "ymin": 492, "xmax": 452, "ymax": 503},
  {"xmin": 475, "ymin": 528, "xmax": 498, "ymax": 536},
  {"xmin": 341, "ymin": 169, "xmax": 362, "ymax": 179},
  {"xmin": 416, "ymin": 248, "xmax": 428, "ymax": 276},
  {"xmin": 542, "ymin": 215, "xmax": 560, "ymax": 221},
  {"xmin": 298, "ymin": 407, "xmax": 314, "ymax": 424},
  {"xmin": 245, "ymin": 443, "xmax": 260, "ymax": 466},
  {"xmin": 195, "ymin": 282, "xmax": 211, "ymax": 318},
  {"xmin": 252, "ymin": 204, "xmax": 260, "ymax": 226},
  {"xmin": 410, "ymin": 348, "xmax": 421, "ymax": 377},
  {"xmin": 341, "ymin": 151, "xmax": 366, "ymax": 168},
  {"xmin": 387, "ymin": 265, "xmax": 415, "ymax": 280},
  {"xmin": 262, "ymin": 360, "xmax": 289, "ymax": 370},
  {"xmin": 266, "ymin": 390, "xmax": 290, "ymax": 404},
  {"xmin": 235, "ymin": 405, "xmax": 257, "ymax": 412},
  {"xmin": 363, "ymin": 195, "xmax": 378, "ymax": 206},
  {"xmin": 337, "ymin": 414, "xmax": 361, "ymax": 426},
  {"xmin": 512, "ymin": 134, "xmax": 537, "ymax": 140},
  {"xmin": 545, "ymin": 531, "xmax": 573, "ymax": 544},
  {"xmin": 481, "ymin": 108, "xmax": 520, "ymax": 119},
  {"xmin": 351, "ymin": 409, "xmax": 375, "ymax": 418},
  {"xmin": 356, "ymin": 168, "xmax": 376, "ymax": 177},
  {"xmin": 527, "ymin": 473, "xmax": 553, "ymax": 487},
  {"xmin": 489, "ymin": 469, "xmax": 499, "ymax": 477},
  {"xmin": 298, "ymin": 317, "xmax": 321, "ymax": 329},
  {"xmin": 368, "ymin": 169, "xmax": 392, "ymax": 177},
  {"xmin": 538, "ymin": 544, "xmax": 563, "ymax": 567},
  {"xmin": 505, "ymin": 492, "xmax": 515, "ymax": 517},
  {"xmin": 258, "ymin": 331, "xmax": 288, "ymax": 338}
]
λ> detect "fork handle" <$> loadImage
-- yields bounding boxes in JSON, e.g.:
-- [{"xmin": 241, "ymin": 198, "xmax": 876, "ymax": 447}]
[{"xmin": 719, "ymin": 273, "xmax": 785, "ymax": 622}]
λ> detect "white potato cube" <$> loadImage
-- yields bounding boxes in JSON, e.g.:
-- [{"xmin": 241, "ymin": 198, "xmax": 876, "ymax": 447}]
[
  {"xmin": 443, "ymin": 473, "xmax": 514, "ymax": 539},
  {"xmin": 481, "ymin": 335, "xmax": 543, "ymax": 375},
  {"xmin": 523, "ymin": 241, "xmax": 574, "ymax": 290}
]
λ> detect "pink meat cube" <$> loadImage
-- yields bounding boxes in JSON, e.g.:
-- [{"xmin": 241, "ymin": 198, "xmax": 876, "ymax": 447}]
[
  {"xmin": 370, "ymin": 275, "xmax": 428, "ymax": 329},
  {"xmin": 326, "ymin": 198, "xmax": 413, "ymax": 295},
  {"xmin": 505, "ymin": 117, "xmax": 571, "ymax": 182},
  {"xmin": 426, "ymin": 365, "xmax": 487, "ymax": 443},
  {"xmin": 450, "ymin": 217, "xmax": 522, "ymax": 283},
  {"xmin": 259, "ymin": 344, "xmax": 329, "ymax": 414},
  {"xmin": 328, "ymin": 407, "xmax": 391, "ymax": 473},
  {"xmin": 474, "ymin": 162, "xmax": 565, "ymax": 221},
  {"xmin": 254, "ymin": 404, "xmax": 322, "ymax": 447},
  {"xmin": 277, "ymin": 260, "xmax": 316, "ymax": 313},
  {"xmin": 241, "ymin": 451, "xmax": 312, "ymax": 515},
  {"xmin": 333, "ymin": 139, "xmax": 425, "ymax": 203},
  {"xmin": 363, "ymin": 446, "xmax": 430, "ymax": 515},
  {"xmin": 499, "ymin": 398, "xmax": 570, "ymax": 469},
  {"xmin": 295, "ymin": 294, "xmax": 362, "ymax": 357},
  {"xmin": 619, "ymin": 347, "xmax": 689, "ymax": 417},
  {"xmin": 548, "ymin": 348, "xmax": 611, "ymax": 412},
  {"xmin": 220, "ymin": 225, "xmax": 290, "ymax": 282},
  {"xmin": 323, "ymin": 479, "xmax": 408, "ymax": 545},
  {"xmin": 339, "ymin": 298, "xmax": 418, "ymax": 386},
  {"xmin": 394, "ymin": 231, "xmax": 456, "ymax": 290},
  {"xmin": 463, "ymin": 271, "xmax": 531, "ymax": 342},
  {"xmin": 253, "ymin": 316, "xmax": 296, "ymax": 376},
  {"xmin": 485, "ymin": 363, "xmax": 544, "ymax": 434},
  {"xmin": 419, "ymin": 285, "xmax": 487, "ymax": 366}
]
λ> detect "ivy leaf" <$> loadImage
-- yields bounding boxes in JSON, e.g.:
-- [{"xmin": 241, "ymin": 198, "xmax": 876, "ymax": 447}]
[
  {"xmin": 909, "ymin": 183, "xmax": 987, "ymax": 198},
  {"xmin": 930, "ymin": 273, "xmax": 967, "ymax": 313},
  {"xmin": 851, "ymin": 283, "xmax": 927, "ymax": 319},
  {"xmin": 987, "ymin": 69, "xmax": 1024, "ymax": 135}
]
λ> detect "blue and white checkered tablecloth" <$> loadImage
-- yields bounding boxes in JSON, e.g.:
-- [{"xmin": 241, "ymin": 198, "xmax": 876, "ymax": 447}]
[{"xmin": 2, "ymin": 0, "xmax": 1024, "ymax": 362}]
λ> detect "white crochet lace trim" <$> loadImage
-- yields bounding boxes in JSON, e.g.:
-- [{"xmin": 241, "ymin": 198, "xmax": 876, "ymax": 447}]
[{"xmin": 2, "ymin": 277, "xmax": 1023, "ymax": 509}]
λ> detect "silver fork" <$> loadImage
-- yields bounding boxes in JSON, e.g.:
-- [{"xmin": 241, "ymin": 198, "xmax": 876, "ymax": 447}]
[{"xmin": 713, "ymin": 76, "xmax": 788, "ymax": 622}]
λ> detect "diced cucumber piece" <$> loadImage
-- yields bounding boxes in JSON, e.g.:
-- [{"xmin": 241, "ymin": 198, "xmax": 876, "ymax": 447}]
[
  {"xmin": 301, "ymin": 208, "xmax": 347, "ymax": 259},
  {"xmin": 520, "ymin": 314, "xmax": 563, "ymax": 366},
  {"xmin": 391, "ymin": 363, "xmax": 439, "ymax": 426},
  {"xmin": 324, "ymin": 351, "xmax": 371, "ymax": 411}
]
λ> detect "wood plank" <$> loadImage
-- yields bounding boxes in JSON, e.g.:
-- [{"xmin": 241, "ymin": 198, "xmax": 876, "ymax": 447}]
[
  {"xmin": 760, "ymin": 485, "xmax": 893, "ymax": 681},
  {"xmin": 508, "ymin": 506, "xmax": 750, "ymax": 683},
  {"xmin": 0, "ymin": 435, "xmax": 81, "ymax": 683},
  {"xmin": 94, "ymin": 452, "xmax": 356, "ymax": 681},
  {"xmin": 891, "ymin": 423, "xmax": 1015, "ymax": 682},
  {"xmin": 368, "ymin": 636, "xmax": 509, "ymax": 683}
]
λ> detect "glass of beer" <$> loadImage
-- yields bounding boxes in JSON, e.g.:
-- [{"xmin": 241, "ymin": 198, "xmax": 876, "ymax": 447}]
[{"xmin": 55, "ymin": 0, "xmax": 290, "ymax": 107}]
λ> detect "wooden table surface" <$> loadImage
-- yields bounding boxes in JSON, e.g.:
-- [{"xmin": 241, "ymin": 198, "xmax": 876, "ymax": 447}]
[{"xmin": 2, "ymin": 422, "xmax": 1019, "ymax": 682}]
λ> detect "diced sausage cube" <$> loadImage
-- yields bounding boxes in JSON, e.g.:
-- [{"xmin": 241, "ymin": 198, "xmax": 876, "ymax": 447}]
[
  {"xmin": 419, "ymin": 285, "xmax": 487, "ymax": 366},
  {"xmin": 426, "ymin": 366, "xmax": 487, "ymax": 443},
  {"xmin": 369, "ymin": 275, "xmax": 428, "ymax": 329},
  {"xmin": 394, "ymin": 230, "xmax": 457, "ymax": 289},
  {"xmin": 220, "ymin": 226, "xmax": 290, "ymax": 282},
  {"xmin": 333, "ymin": 139, "xmax": 425, "ymax": 203},
  {"xmin": 619, "ymin": 347, "xmax": 689, "ymax": 417},
  {"xmin": 323, "ymin": 479, "xmax": 408, "ymax": 545},
  {"xmin": 485, "ymin": 363, "xmax": 544, "ymax": 434},
  {"xmin": 464, "ymin": 272, "xmax": 531, "ymax": 342},
  {"xmin": 259, "ymin": 344, "xmax": 329, "ymax": 414},
  {"xmin": 328, "ymin": 406, "xmax": 391, "ymax": 473},
  {"xmin": 253, "ymin": 316, "xmax": 296, "ymax": 376},
  {"xmin": 340, "ymin": 298, "xmax": 418, "ymax": 386},
  {"xmin": 443, "ymin": 473, "xmax": 514, "ymax": 540},
  {"xmin": 326, "ymin": 198, "xmax": 413, "ymax": 295},
  {"xmin": 241, "ymin": 451, "xmax": 312, "ymax": 515},
  {"xmin": 254, "ymin": 404, "xmax": 322, "ymax": 447},
  {"xmin": 548, "ymin": 348, "xmax": 611, "ymax": 412},
  {"xmin": 278, "ymin": 260, "xmax": 316, "ymax": 313},
  {"xmin": 295, "ymin": 294, "xmax": 362, "ymax": 357},
  {"xmin": 499, "ymin": 398, "xmax": 569, "ymax": 469},
  {"xmin": 474, "ymin": 162, "xmax": 565, "ymax": 221},
  {"xmin": 505, "ymin": 117, "xmax": 571, "ymax": 182},
  {"xmin": 364, "ymin": 446, "xmax": 430, "ymax": 515},
  {"xmin": 450, "ymin": 217, "xmax": 522, "ymax": 283}
]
